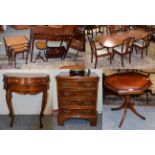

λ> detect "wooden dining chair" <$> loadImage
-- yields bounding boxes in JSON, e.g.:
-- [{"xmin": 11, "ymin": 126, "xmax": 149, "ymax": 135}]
[
  {"xmin": 68, "ymin": 27, "xmax": 86, "ymax": 61},
  {"xmin": 133, "ymin": 34, "xmax": 151, "ymax": 58},
  {"xmin": 113, "ymin": 37, "xmax": 135, "ymax": 67},
  {"xmin": 88, "ymin": 37, "xmax": 112, "ymax": 68}
]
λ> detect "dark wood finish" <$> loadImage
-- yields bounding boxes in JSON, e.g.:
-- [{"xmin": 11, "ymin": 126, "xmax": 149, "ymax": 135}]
[
  {"xmin": 34, "ymin": 41, "xmax": 47, "ymax": 62},
  {"xmin": 104, "ymin": 72, "xmax": 151, "ymax": 127},
  {"xmin": 88, "ymin": 37, "xmax": 112, "ymax": 68},
  {"xmin": 134, "ymin": 34, "xmax": 151, "ymax": 58},
  {"xmin": 12, "ymin": 25, "xmax": 29, "ymax": 30},
  {"xmin": 3, "ymin": 73, "xmax": 50, "ymax": 128},
  {"xmin": 113, "ymin": 37, "xmax": 135, "ymax": 67},
  {"xmin": 56, "ymin": 72, "xmax": 99, "ymax": 126},
  {"xmin": 69, "ymin": 27, "xmax": 86, "ymax": 60},
  {"xmin": 96, "ymin": 29, "xmax": 148, "ymax": 48},
  {"xmin": 30, "ymin": 26, "xmax": 75, "ymax": 62},
  {"xmin": 4, "ymin": 35, "xmax": 30, "ymax": 67},
  {"xmin": 0, "ymin": 25, "xmax": 4, "ymax": 32}
]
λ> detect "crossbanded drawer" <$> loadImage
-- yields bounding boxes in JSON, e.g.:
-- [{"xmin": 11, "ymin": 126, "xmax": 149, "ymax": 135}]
[
  {"xmin": 58, "ymin": 90, "xmax": 97, "ymax": 98},
  {"xmin": 9, "ymin": 84, "xmax": 49, "ymax": 92},
  {"xmin": 59, "ymin": 109, "xmax": 96, "ymax": 115},
  {"xmin": 57, "ymin": 80, "xmax": 98, "ymax": 89},
  {"xmin": 58, "ymin": 98, "xmax": 96, "ymax": 107}
]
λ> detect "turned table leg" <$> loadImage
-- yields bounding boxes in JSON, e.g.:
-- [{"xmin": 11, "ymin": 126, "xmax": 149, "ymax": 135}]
[
  {"xmin": 39, "ymin": 90, "xmax": 48, "ymax": 128},
  {"xmin": 6, "ymin": 90, "xmax": 14, "ymax": 127},
  {"xmin": 111, "ymin": 95, "xmax": 146, "ymax": 128}
]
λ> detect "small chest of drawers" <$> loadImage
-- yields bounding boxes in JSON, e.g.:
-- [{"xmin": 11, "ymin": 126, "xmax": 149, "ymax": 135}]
[{"xmin": 56, "ymin": 72, "xmax": 99, "ymax": 126}]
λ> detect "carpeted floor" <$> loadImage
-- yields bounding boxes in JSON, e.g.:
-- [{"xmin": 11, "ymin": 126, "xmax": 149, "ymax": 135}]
[
  {"xmin": 0, "ymin": 26, "xmax": 155, "ymax": 69},
  {"xmin": 0, "ymin": 114, "xmax": 102, "ymax": 130}
]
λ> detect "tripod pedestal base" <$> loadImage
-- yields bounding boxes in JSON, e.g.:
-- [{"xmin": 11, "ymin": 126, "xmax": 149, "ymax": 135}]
[{"xmin": 111, "ymin": 95, "xmax": 146, "ymax": 128}]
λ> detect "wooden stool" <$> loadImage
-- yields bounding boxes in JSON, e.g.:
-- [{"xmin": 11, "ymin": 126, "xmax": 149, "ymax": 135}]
[
  {"xmin": 34, "ymin": 41, "xmax": 47, "ymax": 62},
  {"xmin": 3, "ymin": 73, "xmax": 50, "ymax": 128},
  {"xmin": 104, "ymin": 72, "xmax": 151, "ymax": 128}
]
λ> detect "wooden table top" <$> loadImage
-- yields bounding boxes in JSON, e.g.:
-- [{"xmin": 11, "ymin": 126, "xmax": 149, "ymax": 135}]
[
  {"xmin": 4, "ymin": 73, "xmax": 49, "ymax": 78},
  {"xmin": 96, "ymin": 29, "xmax": 148, "ymax": 48},
  {"xmin": 104, "ymin": 72, "xmax": 151, "ymax": 95},
  {"xmin": 4, "ymin": 35, "xmax": 29, "ymax": 47},
  {"xmin": 30, "ymin": 26, "xmax": 75, "ymax": 37}
]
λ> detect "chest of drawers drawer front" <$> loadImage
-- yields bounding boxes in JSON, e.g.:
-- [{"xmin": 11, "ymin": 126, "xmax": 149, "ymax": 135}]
[
  {"xmin": 58, "ymin": 98, "xmax": 96, "ymax": 107},
  {"xmin": 58, "ymin": 90, "xmax": 97, "ymax": 98},
  {"xmin": 57, "ymin": 80, "xmax": 98, "ymax": 89},
  {"xmin": 59, "ymin": 109, "xmax": 96, "ymax": 115}
]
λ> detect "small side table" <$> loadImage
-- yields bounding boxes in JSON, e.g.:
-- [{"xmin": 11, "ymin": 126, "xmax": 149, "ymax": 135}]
[
  {"xmin": 3, "ymin": 73, "xmax": 50, "ymax": 128},
  {"xmin": 104, "ymin": 72, "xmax": 151, "ymax": 128}
]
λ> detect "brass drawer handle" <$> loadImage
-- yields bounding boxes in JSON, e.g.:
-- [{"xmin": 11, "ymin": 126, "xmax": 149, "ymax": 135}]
[
  {"xmin": 64, "ymin": 110, "xmax": 70, "ymax": 114},
  {"xmin": 85, "ymin": 92, "xmax": 92, "ymax": 96},
  {"xmin": 63, "ymin": 82, "xmax": 69, "ymax": 87},
  {"xmin": 83, "ymin": 101, "xmax": 92, "ymax": 105},
  {"xmin": 64, "ymin": 101, "xmax": 71, "ymax": 104},
  {"xmin": 64, "ymin": 92, "xmax": 70, "ymax": 96},
  {"xmin": 83, "ymin": 110, "xmax": 90, "ymax": 114},
  {"xmin": 84, "ymin": 82, "xmax": 92, "ymax": 87}
]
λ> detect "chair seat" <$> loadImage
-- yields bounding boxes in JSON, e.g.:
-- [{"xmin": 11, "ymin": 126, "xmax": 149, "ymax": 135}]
[
  {"xmin": 35, "ymin": 41, "xmax": 47, "ymax": 49},
  {"xmin": 97, "ymin": 48, "xmax": 109, "ymax": 56},
  {"xmin": 114, "ymin": 45, "xmax": 127, "ymax": 54},
  {"xmin": 133, "ymin": 39, "xmax": 144, "ymax": 47}
]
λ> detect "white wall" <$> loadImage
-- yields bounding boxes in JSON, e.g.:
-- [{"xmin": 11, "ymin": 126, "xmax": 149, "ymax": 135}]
[{"xmin": 0, "ymin": 69, "xmax": 103, "ymax": 115}]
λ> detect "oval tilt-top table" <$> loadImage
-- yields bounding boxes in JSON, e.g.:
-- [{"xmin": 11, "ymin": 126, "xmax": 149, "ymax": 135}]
[
  {"xmin": 96, "ymin": 29, "xmax": 148, "ymax": 48},
  {"xmin": 3, "ymin": 73, "xmax": 50, "ymax": 128},
  {"xmin": 104, "ymin": 72, "xmax": 151, "ymax": 128}
]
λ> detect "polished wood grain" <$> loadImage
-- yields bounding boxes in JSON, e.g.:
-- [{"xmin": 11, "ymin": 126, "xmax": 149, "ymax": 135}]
[
  {"xmin": 56, "ymin": 72, "xmax": 99, "ymax": 126},
  {"xmin": 104, "ymin": 72, "xmax": 151, "ymax": 127},
  {"xmin": 30, "ymin": 26, "xmax": 75, "ymax": 62},
  {"xmin": 3, "ymin": 73, "xmax": 50, "ymax": 128},
  {"xmin": 96, "ymin": 29, "xmax": 149, "ymax": 48},
  {"xmin": 4, "ymin": 35, "xmax": 29, "ymax": 67}
]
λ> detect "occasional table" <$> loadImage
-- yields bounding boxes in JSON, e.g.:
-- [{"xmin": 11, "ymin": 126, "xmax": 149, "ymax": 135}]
[
  {"xmin": 104, "ymin": 72, "xmax": 151, "ymax": 127},
  {"xmin": 4, "ymin": 35, "xmax": 29, "ymax": 67},
  {"xmin": 3, "ymin": 73, "xmax": 50, "ymax": 128}
]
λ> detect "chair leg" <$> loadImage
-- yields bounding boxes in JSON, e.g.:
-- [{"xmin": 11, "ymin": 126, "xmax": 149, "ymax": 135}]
[
  {"xmin": 94, "ymin": 58, "xmax": 98, "ymax": 69},
  {"xmin": 129, "ymin": 53, "xmax": 131, "ymax": 63},
  {"xmin": 121, "ymin": 55, "xmax": 124, "ymax": 67},
  {"xmin": 146, "ymin": 48, "xmax": 148, "ymax": 56},
  {"xmin": 109, "ymin": 56, "xmax": 112, "ymax": 64},
  {"xmin": 14, "ymin": 54, "xmax": 16, "ymax": 68},
  {"xmin": 141, "ymin": 49, "xmax": 143, "ymax": 58},
  {"xmin": 26, "ymin": 51, "xmax": 29, "ymax": 64},
  {"xmin": 146, "ymin": 91, "xmax": 149, "ymax": 104},
  {"xmin": 74, "ymin": 50, "xmax": 79, "ymax": 61},
  {"xmin": 91, "ymin": 52, "xmax": 93, "ymax": 63}
]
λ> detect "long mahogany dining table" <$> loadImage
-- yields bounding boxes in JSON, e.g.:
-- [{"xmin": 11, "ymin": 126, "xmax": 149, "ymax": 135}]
[{"xmin": 96, "ymin": 29, "xmax": 149, "ymax": 48}]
